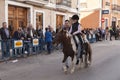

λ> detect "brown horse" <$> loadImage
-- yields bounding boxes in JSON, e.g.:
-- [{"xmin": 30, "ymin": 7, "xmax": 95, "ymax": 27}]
[{"xmin": 53, "ymin": 29, "xmax": 92, "ymax": 73}]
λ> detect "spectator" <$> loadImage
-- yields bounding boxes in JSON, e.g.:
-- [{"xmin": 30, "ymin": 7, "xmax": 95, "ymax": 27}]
[
  {"xmin": 27, "ymin": 24, "xmax": 36, "ymax": 40},
  {"xmin": 105, "ymin": 27, "xmax": 109, "ymax": 40},
  {"xmin": 116, "ymin": 25, "xmax": 120, "ymax": 40},
  {"xmin": 101, "ymin": 28, "xmax": 105, "ymax": 40},
  {"xmin": 27, "ymin": 24, "xmax": 37, "ymax": 54},
  {"xmin": 0, "ymin": 22, "xmax": 10, "ymax": 60},
  {"xmin": 13, "ymin": 27, "xmax": 24, "ymax": 40},
  {"xmin": 36, "ymin": 25, "xmax": 43, "ymax": 39},
  {"xmin": 109, "ymin": 26, "xmax": 114, "ymax": 41},
  {"xmin": 95, "ymin": 28, "xmax": 99, "ymax": 42},
  {"xmin": 23, "ymin": 27, "xmax": 28, "ymax": 40},
  {"xmin": 48, "ymin": 26, "xmax": 56, "ymax": 39},
  {"xmin": 36, "ymin": 25, "xmax": 45, "ymax": 51},
  {"xmin": 12, "ymin": 27, "xmax": 24, "ymax": 57},
  {"xmin": 45, "ymin": 27, "xmax": 52, "ymax": 54}
]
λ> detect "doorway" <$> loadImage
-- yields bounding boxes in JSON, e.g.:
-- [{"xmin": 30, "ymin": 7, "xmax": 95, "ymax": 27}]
[
  {"xmin": 56, "ymin": 14, "xmax": 64, "ymax": 29},
  {"xmin": 8, "ymin": 5, "xmax": 27, "ymax": 34}
]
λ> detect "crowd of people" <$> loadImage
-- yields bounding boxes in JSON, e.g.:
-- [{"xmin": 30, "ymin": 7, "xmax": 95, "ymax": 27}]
[
  {"xmin": 0, "ymin": 22, "xmax": 54, "ymax": 60},
  {"xmin": 82, "ymin": 25, "xmax": 120, "ymax": 42},
  {"xmin": 0, "ymin": 18, "xmax": 120, "ymax": 61}
]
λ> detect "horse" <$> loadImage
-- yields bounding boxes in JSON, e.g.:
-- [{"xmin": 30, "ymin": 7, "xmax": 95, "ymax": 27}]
[{"xmin": 52, "ymin": 29, "xmax": 92, "ymax": 74}]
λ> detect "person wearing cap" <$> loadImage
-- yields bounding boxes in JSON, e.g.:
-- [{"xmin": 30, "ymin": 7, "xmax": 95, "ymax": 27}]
[{"xmin": 69, "ymin": 14, "xmax": 84, "ymax": 65}]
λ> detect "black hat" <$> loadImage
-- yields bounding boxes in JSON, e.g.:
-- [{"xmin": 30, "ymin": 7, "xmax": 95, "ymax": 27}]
[{"xmin": 71, "ymin": 14, "xmax": 79, "ymax": 20}]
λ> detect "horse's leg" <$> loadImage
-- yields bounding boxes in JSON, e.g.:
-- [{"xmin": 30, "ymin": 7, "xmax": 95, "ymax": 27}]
[
  {"xmin": 76, "ymin": 44, "xmax": 82, "ymax": 69},
  {"xmin": 70, "ymin": 56, "xmax": 75, "ymax": 74},
  {"xmin": 85, "ymin": 52, "xmax": 89, "ymax": 68},
  {"xmin": 79, "ymin": 52, "xmax": 85, "ymax": 68},
  {"xmin": 88, "ymin": 48, "xmax": 92, "ymax": 65},
  {"xmin": 62, "ymin": 55, "xmax": 68, "ymax": 74}
]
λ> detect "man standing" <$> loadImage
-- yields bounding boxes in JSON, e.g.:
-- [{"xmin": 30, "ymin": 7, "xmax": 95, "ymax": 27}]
[
  {"xmin": 63, "ymin": 20, "xmax": 70, "ymax": 31},
  {"xmin": 0, "ymin": 22, "xmax": 10, "ymax": 60},
  {"xmin": 27, "ymin": 24, "xmax": 36, "ymax": 39}
]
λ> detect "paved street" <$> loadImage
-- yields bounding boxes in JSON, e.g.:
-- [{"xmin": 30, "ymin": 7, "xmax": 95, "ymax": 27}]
[{"xmin": 0, "ymin": 40, "xmax": 120, "ymax": 80}]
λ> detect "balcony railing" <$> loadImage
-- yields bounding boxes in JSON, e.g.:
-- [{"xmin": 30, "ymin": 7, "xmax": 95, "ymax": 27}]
[
  {"xmin": 112, "ymin": 4, "xmax": 120, "ymax": 11},
  {"xmin": 36, "ymin": 0, "xmax": 49, "ymax": 2},
  {"xmin": 15, "ymin": 0, "xmax": 49, "ymax": 2},
  {"xmin": 56, "ymin": 0, "xmax": 71, "ymax": 7},
  {"xmin": 15, "ymin": 0, "xmax": 49, "ymax": 6}
]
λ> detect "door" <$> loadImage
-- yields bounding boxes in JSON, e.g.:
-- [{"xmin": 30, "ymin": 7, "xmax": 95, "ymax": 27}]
[
  {"xmin": 56, "ymin": 14, "xmax": 64, "ymax": 29},
  {"xmin": 36, "ymin": 12, "xmax": 43, "ymax": 29},
  {"xmin": 8, "ymin": 5, "xmax": 27, "ymax": 35},
  {"xmin": 112, "ymin": 21, "xmax": 116, "ymax": 27}
]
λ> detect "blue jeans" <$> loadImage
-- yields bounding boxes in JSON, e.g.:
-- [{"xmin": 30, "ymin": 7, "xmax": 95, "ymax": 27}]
[
  {"xmin": 1, "ymin": 40, "xmax": 10, "ymax": 59},
  {"xmin": 46, "ymin": 42, "xmax": 52, "ymax": 54},
  {"xmin": 12, "ymin": 48, "xmax": 24, "ymax": 58},
  {"xmin": 23, "ymin": 41, "xmax": 31, "ymax": 56}
]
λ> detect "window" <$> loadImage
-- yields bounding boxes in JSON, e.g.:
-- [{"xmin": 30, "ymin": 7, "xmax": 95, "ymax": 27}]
[
  {"xmin": 80, "ymin": 3, "xmax": 87, "ymax": 8},
  {"xmin": 80, "ymin": 0, "xmax": 87, "ymax": 3},
  {"xmin": 113, "ymin": 0, "xmax": 117, "ymax": 4},
  {"xmin": 105, "ymin": 0, "xmax": 110, "ymax": 9}
]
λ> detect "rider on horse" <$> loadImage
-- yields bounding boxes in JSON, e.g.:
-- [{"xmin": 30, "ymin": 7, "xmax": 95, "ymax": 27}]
[{"xmin": 69, "ymin": 14, "xmax": 84, "ymax": 65}]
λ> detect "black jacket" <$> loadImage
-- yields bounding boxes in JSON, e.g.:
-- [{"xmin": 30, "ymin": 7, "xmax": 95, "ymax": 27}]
[
  {"xmin": 0, "ymin": 28, "xmax": 10, "ymax": 40},
  {"xmin": 13, "ymin": 31, "xmax": 24, "ymax": 40},
  {"xmin": 71, "ymin": 22, "xmax": 79, "ymax": 34}
]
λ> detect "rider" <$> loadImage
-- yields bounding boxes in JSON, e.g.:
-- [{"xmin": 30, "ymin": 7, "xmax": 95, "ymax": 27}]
[{"xmin": 69, "ymin": 14, "xmax": 84, "ymax": 65}]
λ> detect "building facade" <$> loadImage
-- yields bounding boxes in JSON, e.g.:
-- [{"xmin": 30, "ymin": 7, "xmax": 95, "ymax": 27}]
[
  {"xmin": 0, "ymin": 0, "xmax": 80, "ymax": 33},
  {"xmin": 80, "ymin": 0, "xmax": 101, "ymax": 29},
  {"xmin": 80, "ymin": 0, "xmax": 120, "ymax": 29},
  {"xmin": 102, "ymin": 0, "xmax": 120, "ymax": 29}
]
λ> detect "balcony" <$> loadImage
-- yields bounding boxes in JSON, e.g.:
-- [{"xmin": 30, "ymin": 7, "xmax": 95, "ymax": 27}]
[
  {"xmin": 15, "ymin": 0, "xmax": 49, "ymax": 6},
  {"xmin": 56, "ymin": 0, "xmax": 71, "ymax": 7},
  {"xmin": 56, "ymin": 0, "xmax": 71, "ymax": 11},
  {"xmin": 112, "ymin": 4, "xmax": 120, "ymax": 11}
]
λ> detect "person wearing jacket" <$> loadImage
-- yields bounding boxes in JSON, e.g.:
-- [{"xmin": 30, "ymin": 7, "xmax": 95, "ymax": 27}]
[
  {"xmin": 69, "ymin": 14, "xmax": 84, "ymax": 65},
  {"xmin": 0, "ymin": 22, "xmax": 10, "ymax": 60},
  {"xmin": 45, "ymin": 27, "xmax": 52, "ymax": 54},
  {"xmin": 12, "ymin": 27, "xmax": 24, "ymax": 58}
]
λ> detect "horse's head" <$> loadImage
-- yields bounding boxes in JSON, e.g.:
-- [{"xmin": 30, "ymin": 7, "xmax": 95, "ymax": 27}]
[
  {"xmin": 53, "ymin": 29, "xmax": 70, "ymax": 45},
  {"xmin": 81, "ymin": 33, "xmax": 89, "ymax": 43}
]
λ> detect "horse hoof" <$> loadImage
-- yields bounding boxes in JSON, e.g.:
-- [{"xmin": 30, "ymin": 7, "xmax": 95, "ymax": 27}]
[
  {"xmin": 87, "ymin": 61, "xmax": 91, "ymax": 66},
  {"xmin": 64, "ymin": 71, "xmax": 68, "ymax": 74},
  {"xmin": 70, "ymin": 69, "xmax": 75, "ymax": 74}
]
